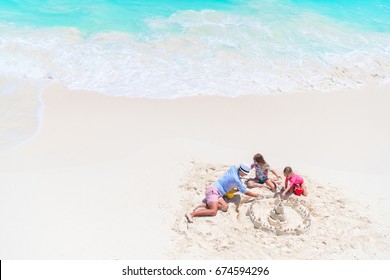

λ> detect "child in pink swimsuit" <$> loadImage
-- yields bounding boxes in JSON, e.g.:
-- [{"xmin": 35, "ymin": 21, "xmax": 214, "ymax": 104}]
[
  {"xmin": 282, "ymin": 166, "xmax": 308, "ymax": 199},
  {"xmin": 247, "ymin": 153, "xmax": 281, "ymax": 192}
]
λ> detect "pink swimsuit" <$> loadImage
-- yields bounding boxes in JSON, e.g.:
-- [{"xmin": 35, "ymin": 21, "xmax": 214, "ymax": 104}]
[{"xmin": 286, "ymin": 173, "xmax": 304, "ymax": 186}]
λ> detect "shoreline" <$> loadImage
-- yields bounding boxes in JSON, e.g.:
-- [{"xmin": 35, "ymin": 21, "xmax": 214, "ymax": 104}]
[{"xmin": 0, "ymin": 79, "xmax": 389, "ymax": 259}]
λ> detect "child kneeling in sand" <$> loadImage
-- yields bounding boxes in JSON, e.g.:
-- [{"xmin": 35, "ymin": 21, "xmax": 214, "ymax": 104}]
[
  {"xmin": 185, "ymin": 164, "xmax": 260, "ymax": 223},
  {"xmin": 281, "ymin": 166, "xmax": 308, "ymax": 199},
  {"xmin": 247, "ymin": 153, "xmax": 281, "ymax": 192}
]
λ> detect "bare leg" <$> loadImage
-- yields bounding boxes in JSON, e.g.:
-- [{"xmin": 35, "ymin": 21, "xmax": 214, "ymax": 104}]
[
  {"xmin": 301, "ymin": 182, "xmax": 308, "ymax": 196},
  {"xmin": 193, "ymin": 196, "xmax": 228, "ymax": 212},
  {"xmin": 185, "ymin": 197, "xmax": 230, "ymax": 222},
  {"xmin": 265, "ymin": 179, "xmax": 277, "ymax": 192},
  {"xmin": 246, "ymin": 178, "xmax": 263, "ymax": 188},
  {"xmin": 193, "ymin": 202, "xmax": 207, "ymax": 212},
  {"xmin": 189, "ymin": 202, "xmax": 219, "ymax": 218},
  {"xmin": 218, "ymin": 197, "xmax": 229, "ymax": 212}
]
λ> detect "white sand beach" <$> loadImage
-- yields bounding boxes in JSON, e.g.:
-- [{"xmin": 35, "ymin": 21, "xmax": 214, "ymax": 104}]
[{"xmin": 0, "ymin": 79, "xmax": 390, "ymax": 259}]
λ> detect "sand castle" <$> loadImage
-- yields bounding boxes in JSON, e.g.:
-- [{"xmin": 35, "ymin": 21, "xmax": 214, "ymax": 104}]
[
  {"xmin": 247, "ymin": 196, "xmax": 311, "ymax": 235},
  {"xmin": 268, "ymin": 203, "xmax": 287, "ymax": 227}
]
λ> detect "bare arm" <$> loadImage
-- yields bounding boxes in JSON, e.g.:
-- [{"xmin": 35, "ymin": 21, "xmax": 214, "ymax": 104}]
[
  {"xmin": 282, "ymin": 181, "xmax": 293, "ymax": 197},
  {"xmin": 245, "ymin": 190, "xmax": 260, "ymax": 198},
  {"xmin": 271, "ymin": 169, "xmax": 281, "ymax": 179}
]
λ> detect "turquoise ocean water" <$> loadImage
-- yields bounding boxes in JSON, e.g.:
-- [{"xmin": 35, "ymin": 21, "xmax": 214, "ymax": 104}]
[
  {"xmin": 0, "ymin": 1, "xmax": 389, "ymax": 150},
  {"xmin": 0, "ymin": 0, "xmax": 389, "ymax": 98}
]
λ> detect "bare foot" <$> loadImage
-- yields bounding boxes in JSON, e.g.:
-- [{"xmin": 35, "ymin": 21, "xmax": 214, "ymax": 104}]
[{"xmin": 185, "ymin": 213, "xmax": 194, "ymax": 223}]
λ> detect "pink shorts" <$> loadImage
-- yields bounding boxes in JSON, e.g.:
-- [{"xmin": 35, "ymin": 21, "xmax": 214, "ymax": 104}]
[{"xmin": 205, "ymin": 186, "xmax": 222, "ymax": 203}]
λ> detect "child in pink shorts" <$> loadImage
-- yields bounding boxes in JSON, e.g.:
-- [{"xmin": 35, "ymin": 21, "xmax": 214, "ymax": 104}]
[{"xmin": 281, "ymin": 166, "xmax": 308, "ymax": 199}]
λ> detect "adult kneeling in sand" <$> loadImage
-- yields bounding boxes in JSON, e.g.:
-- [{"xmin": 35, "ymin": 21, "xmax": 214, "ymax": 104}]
[{"xmin": 185, "ymin": 164, "xmax": 260, "ymax": 223}]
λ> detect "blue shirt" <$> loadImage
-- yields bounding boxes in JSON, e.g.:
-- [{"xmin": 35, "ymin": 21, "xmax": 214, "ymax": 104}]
[{"xmin": 212, "ymin": 165, "xmax": 248, "ymax": 195}]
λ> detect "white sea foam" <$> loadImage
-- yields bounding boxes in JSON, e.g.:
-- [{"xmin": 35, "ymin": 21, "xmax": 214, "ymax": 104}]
[{"xmin": 0, "ymin": 10, "xmax": 389, "ymax": 99}]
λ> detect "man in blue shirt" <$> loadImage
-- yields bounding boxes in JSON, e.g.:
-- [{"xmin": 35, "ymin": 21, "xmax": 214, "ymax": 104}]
[{"xmin": 185, "ymin": 164, "xmax": 260, "ymax": 223}]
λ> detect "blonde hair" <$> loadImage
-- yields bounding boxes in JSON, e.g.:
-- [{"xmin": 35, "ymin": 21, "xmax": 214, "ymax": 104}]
[
  {"xmin": 253, "ymin": 153, "xmax": 267, "ymax": 166},
  {"xmin": 283, "ymin": 166, "xmax": 293, "ymax": 175}
]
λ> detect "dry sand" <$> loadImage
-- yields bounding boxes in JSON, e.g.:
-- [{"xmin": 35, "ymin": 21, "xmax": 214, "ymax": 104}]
[
  {"xmin": 175, "ymin": 163, "xmax": 390, "ymax": 259},
  {"xmin": 0, "ymin": 80, "xmax": 389, "ymax": 259}
]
